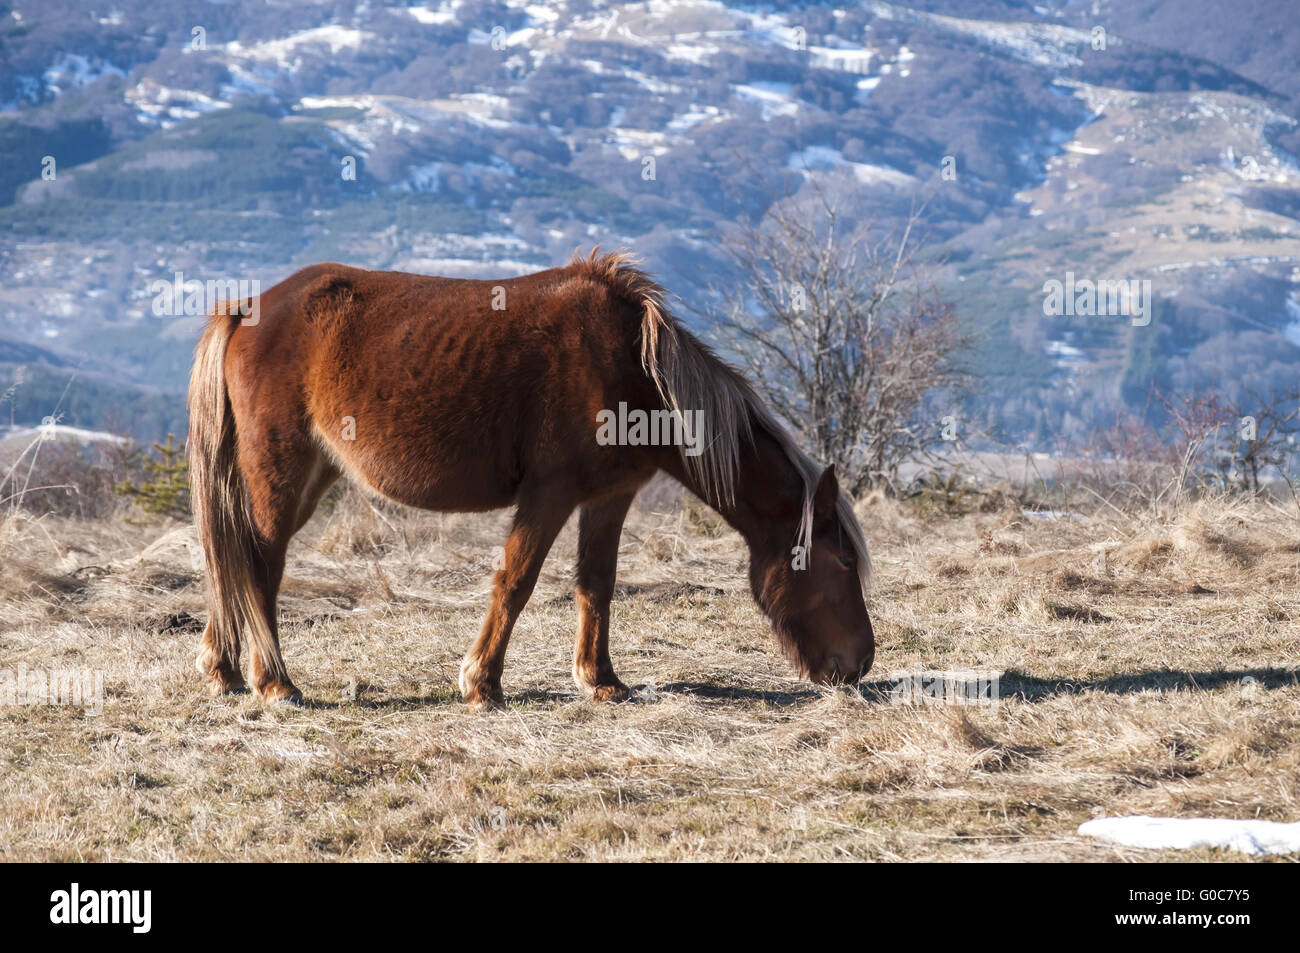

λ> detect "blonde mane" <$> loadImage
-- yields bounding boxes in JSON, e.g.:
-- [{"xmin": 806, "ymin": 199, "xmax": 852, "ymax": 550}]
[{"xmin": 572, "ymin": 249, "xmax": 872, "ymax": 592}]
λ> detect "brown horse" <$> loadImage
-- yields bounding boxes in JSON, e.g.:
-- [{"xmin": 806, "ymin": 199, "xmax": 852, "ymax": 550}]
[{"xmin": 188, "ymin": 251, "xmax": 874, "ymax": 708}]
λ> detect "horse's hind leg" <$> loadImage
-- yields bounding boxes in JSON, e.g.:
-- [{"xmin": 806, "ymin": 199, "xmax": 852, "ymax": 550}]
[
  {"xmin": 459, "ymin": 484, "xmax": 577, "ymax": 709},
  {"xmin": 246, "ymin": 535, "xmax": 296, "ymax": 702},
  {"xmin": 197, "ymin": 622, "xmax": 247, "ymax": 695},
  {"xmin": 572, "ymin": 490, "xmax": 638, "ymax": 703},
  {"xmin": 241, "ymin": 443, "xmax": 337, "ymax": 704},
  {"xmin": 196, "ymin": 454, "xmax": 336, "ymax": 697}
]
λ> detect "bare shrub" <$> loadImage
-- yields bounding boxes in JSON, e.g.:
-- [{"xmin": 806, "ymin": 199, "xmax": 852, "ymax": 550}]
[
  {"xmin": 2, "ymin": 438, "xmax": 144, "ymax": 520},
  {"xmin": 698, "ymin": 186, "xmax": 973, "ymax": 496},
  {"xmin": 1065, "ymin": 387, "xmax": 1300, "ymax": 511}
]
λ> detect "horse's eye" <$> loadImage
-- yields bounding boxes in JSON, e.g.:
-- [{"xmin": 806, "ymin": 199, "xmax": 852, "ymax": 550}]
[{"xmin": 837, "ymin": 554, "xmax": 853, "ymax": 570}]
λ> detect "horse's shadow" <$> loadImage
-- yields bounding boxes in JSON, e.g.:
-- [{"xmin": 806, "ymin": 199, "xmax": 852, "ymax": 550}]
[
  {"xmin": 305, "ymin": 690, "xmax": 456, "ymax": 711},
  {"xmin": 656, "ymin": 682, "xmax": 821, "ymax": 705},
  {"xmin": 300, "ymin": 682, "xmax": 820, "ymax": 710},
  {"xmin": 294, "ymin": 667, "xmax": 1298, "ymax": 711},
  {"xmin": 857, "ymin": 666, "xmax": 1299, "ymax": 705}
]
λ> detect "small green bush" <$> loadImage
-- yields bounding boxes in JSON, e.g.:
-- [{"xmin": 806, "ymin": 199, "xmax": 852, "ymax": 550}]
[{"xmin": 115, "ymin": 433, "xmax": 190, "ymax": 519}]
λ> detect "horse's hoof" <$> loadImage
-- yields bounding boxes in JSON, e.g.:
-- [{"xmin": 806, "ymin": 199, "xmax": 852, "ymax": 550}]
[
  {"xmin": 587, "ymin": 681, "xmax": 631, "ymax": 704},
  {"xmin": 198, "ymin": 652, "xmax": 247, "ymax": 696},
  {"xmin": 256, "ymin": 682, "xmax": 304, "ymax": 707},
  {"xmin": 204, "ymin": 675, "xmax": 249, "ymax": 697},
  {"xmin": 462, "ymin": 685, "xmax": 505, "ymax": 710},
  {"xmin": 459, "ymin": 658, "xmax": 504, "ymax": 709}
]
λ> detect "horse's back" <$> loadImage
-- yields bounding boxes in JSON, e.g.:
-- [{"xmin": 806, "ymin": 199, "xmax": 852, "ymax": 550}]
[{"xmin": 222, "ymin": 262, "xmax": 654, "ymax": 512}]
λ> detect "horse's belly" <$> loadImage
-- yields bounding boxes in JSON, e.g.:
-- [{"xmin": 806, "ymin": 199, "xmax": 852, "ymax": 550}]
[
  {"xmin": 308, "ymin": 331, "xmax": 544, "ymax": 511},
  {"xmin": 327, "ymin": 426, "xmax": 521, "ymax": 513}
]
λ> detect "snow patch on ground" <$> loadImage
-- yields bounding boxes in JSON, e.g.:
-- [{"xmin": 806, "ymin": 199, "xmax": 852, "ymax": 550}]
[
  {"xmin": 296, "ymin": 93, "xmax": 514, "ymax": 152},
  {"xmin": 220, "ymin": 63, "xmax": 277, "ymax": 100},
  {"xmin": 855, "ymin": 76, "xmax": 882, "ymax": 103},
  {"xmin": 661, "ymin": 42, "xmax": 719, "ymax": 63},
  {"xmin": 733, "ymin": 82, "xmax": 798, "ymax": 119},
  {"xmin": 406, "ymin": 3, "xmax": 459, "ymax": 25},
  {"xmin": 788, "ymin": 146, "xmax": 915, "ymax": 188},
  {"xmin": 1283, "ymin": 291, "xmax": 1300, "ymax": 346},
  {"xmin": 3, "ymin": 424, "xmax": 130, "ymax": 446},
  {"xmin": 1046, "ymin": 339, "xmax": 1086, "ymax": 366},
  {"xmin": 42, "ymin": 53, "xmax": 124, "ymax": 93},
  {"xmin": 1080, "ymin": 816, "xmax": 1300, "ymax": 856},
  {"xmin": 668, "ymin": 105, "xmax": 724, "ymax": 132},
  {"xmin": 864, "ymin": 0, "xmax": 1090, "ymax": 68},
  {"xmin": 126, "ymin": 80, "xmax": 229, "ymax": 127},
  {"xmin": 809, "ymin": 46, "xmax": 874, "ymax": 74},
  {"xmin": 226, "ymin": 26, "xmax": 373, "ymax": 71},
  {"xmin": 607, "ymin": 127, "xmax": 669, "ymax": 160}
]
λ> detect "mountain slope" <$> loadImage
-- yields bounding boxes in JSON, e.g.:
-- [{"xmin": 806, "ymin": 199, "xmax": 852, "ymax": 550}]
[{"xmin": 0, "ymin": 0, "xmax": 1297, "ymax": 445}]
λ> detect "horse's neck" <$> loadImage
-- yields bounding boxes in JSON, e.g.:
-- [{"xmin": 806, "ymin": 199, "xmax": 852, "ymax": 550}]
[{"xmin": 667, "ymin": 422, "xmax": 805, "ymax": 553}]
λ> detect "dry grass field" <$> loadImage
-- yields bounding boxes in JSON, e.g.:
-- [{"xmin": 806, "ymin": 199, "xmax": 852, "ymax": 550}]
[{"xmin": 1, "ymin": 479, "xmax": 1298, "ymax": 861}]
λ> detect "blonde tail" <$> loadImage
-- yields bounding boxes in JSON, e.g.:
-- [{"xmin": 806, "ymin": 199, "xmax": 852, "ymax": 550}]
[{"xmin": 188, "ymin": 316, "xmax": 286, "ymax": 685}]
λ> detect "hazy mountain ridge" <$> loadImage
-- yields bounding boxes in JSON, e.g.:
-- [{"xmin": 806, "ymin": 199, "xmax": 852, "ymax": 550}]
[{"xmin": 1, "ymin": 0, "xmax": 1297, "ymax": 444}]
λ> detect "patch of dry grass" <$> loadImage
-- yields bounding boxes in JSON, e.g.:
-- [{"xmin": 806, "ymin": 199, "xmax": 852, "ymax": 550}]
[{"xmin": 1, "ymin": 483, "xmax": 1298, "ymax": 861}]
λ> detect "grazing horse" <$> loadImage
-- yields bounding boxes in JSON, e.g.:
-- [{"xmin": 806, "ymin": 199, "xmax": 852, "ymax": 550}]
[{"xmin": 188, "ymin": 251, "xmax": 874, "ymax": 708}]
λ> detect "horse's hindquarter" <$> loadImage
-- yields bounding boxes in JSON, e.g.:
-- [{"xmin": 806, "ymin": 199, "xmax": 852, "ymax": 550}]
[{"xmin": 242, "ymin": 264, "xmax": 654, "ymax": 513}]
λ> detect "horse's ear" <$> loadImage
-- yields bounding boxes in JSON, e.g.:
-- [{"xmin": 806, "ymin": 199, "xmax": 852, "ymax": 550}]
[{"xmin": 813, "ymin": 464, "xmax": 839, "ymax": 515}]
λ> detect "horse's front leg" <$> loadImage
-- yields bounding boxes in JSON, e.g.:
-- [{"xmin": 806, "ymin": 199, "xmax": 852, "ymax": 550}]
[
  {"xmin": 573, "ymin": 490, "xmax": 638, "ymax": 702},
  {"xmin": 459, "ymin": 487, "xmax": 574, "ymax": 709}
]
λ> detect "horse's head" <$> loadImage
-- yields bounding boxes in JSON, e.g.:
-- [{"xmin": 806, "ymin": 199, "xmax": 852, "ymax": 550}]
[{"xmin": 751, "ymin": 465, "xmax": 874, "ymax": 685}]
